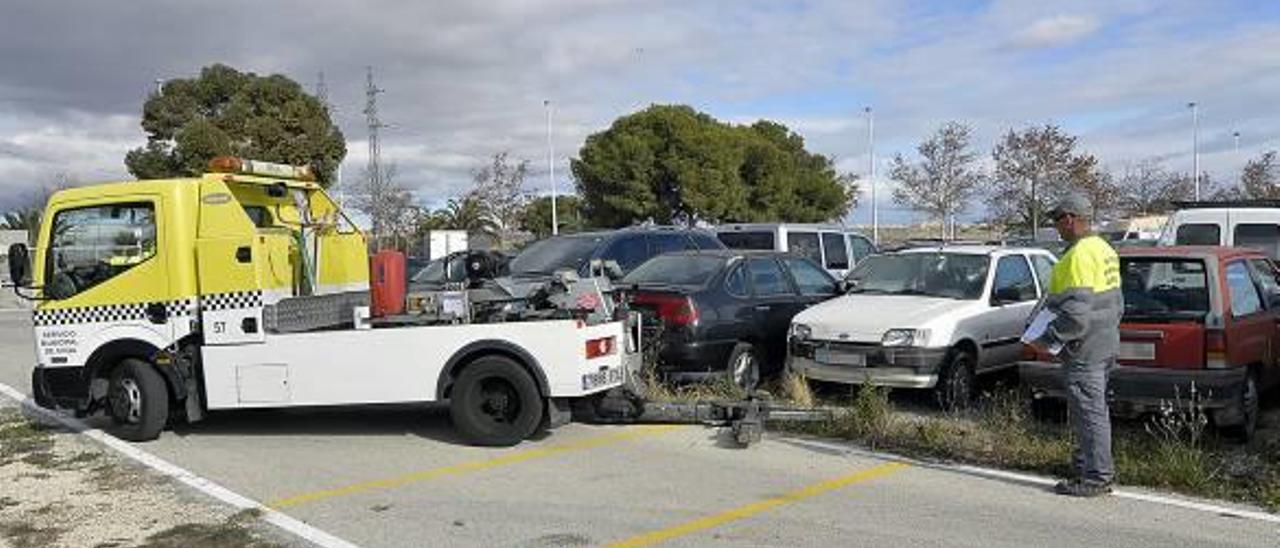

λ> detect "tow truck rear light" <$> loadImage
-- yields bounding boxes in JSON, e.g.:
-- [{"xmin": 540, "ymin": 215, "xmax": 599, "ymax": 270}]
[
  {"xmin": 1205, "ymin": 328, "xmax": 1228, "ymax": 369},
  {"xmin": 585, "ymin": 336, "xmax": 616, "ymax": 359},
  {"xmin": 208, "ymin": 156, "xmax": 316, "ymax": 181},
  {"xmin": 631, "ymin": 292, "xmax": 699, "ymax": 326}
]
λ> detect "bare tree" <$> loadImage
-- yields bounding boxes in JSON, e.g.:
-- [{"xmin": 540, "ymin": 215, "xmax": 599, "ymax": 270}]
[
  {"xmin": 1114, "ymin": 159, "xmax": 1191, "ymax": 216},
  {"xmin": 889, "ymin": 122, "xmax": 985, "ymax": 239},
  {"xmin": 1240, "ymin": 151, "xmax": 1279, "ymax": 200},
  {"xmin": 345, "ymin": 162, "xmax": 414, "ymax": 250},
  {"xmin": 465, "ymin": 152, "xmax": 529, "ymax": 248},
  {"xmin": 987, "ymin": 124, "xmax": 1103, "ymax": 234}
]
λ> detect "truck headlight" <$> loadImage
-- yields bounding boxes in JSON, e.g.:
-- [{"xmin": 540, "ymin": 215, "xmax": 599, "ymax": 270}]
[
  {"xmin": 791, "ymin": 323, "xmax": 812, "ymax": 341},
  {"xmin": 882, "ymin": 328, "xmax": 929, "ymax": 347}
]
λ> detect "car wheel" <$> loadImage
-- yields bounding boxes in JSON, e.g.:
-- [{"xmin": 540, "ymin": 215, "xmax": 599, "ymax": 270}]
[
  {"xmin": 1223, "ymin": 371, "xmax": 1259, "ymax": 444},
  {"xmin": 725, "ymin": 342, "xmax": 761, "ymax": 391},
  {"xmin": 934, "ymin": 350, "xmax": 975, "ymax": 412},
  {"xmin": 107, "ymin": 358, "xmax": 169, "ymax": 442},
  {"xmin": 450, "ymin": 356, "xmax": 544, "ymax": 447}
]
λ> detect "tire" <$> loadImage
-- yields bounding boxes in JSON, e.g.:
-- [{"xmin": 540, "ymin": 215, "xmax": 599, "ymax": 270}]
[
  {"xmin": 934, "ymin": 350, "xmax": 975, "ymax": 412},
  {"xmin": 31, "ymin": 368, "xmax": 56, "ymax": 409},
  {"xmin": 1222, "ymin": 372, "xmax": 1259, "ymax": 444},
  {"xmin": 725, "ymin": 342, "xmax": 761, "ymax": 391},
  {"xmin": 107, "ymin": 358, "xmax": 169, "ymax": 442},
  {"xmin": 450, "ymin": 356, "xmax": 544, "ymax": 447}
]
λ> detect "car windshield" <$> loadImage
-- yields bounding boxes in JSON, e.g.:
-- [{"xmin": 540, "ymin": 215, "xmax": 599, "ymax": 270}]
[
  {"xmin": 621, "ymin": 255, "xmax": 726, "ymax": 288},
  {"xmin": 1120, "ymin": 258, "xmax": 1210, "ymax": 320},
  {"xmin": 845, "ymin": 252, "xmax": 989, "ymax": 300},
  {"xmin": 411, "ymin": 259, "xmax": 444, "ymax": 283},
  {"xmin": 508, "ymin": 235, "xmax": 603, "ymax": 276}
]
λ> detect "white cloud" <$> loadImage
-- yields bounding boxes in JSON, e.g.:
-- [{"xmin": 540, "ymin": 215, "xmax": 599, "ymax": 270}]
[{"xmin": 1011, "ymin": 15, "xmax": 1100, "ymax": 49}]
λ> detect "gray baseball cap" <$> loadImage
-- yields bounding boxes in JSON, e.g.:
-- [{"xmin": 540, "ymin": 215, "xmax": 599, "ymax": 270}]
[{"xmin": 1048, "ymin": 192, "xmax": 1091, "ymax": 219}]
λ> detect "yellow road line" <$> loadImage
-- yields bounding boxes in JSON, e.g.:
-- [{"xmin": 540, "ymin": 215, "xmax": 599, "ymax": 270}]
[
  {"xmin": 269, "ymin": 425, "xmax": 680, "ymax": 508},
  {"xmin": 605, "ymin": 461, "xmax": 909, "ymax": 548}
]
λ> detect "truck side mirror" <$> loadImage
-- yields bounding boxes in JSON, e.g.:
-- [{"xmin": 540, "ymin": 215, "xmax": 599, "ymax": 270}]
[{"xmin": 7, "ymin": 243, "xmax": 30, "ymax": 286}]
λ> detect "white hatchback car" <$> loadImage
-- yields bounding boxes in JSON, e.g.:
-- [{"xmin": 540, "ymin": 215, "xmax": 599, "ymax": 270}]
[{"xmin": 787, "ymin": 245, "xmax": 1057, "ymax": 409}]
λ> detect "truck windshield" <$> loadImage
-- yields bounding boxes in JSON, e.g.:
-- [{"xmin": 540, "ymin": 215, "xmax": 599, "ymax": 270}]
[
  {"xmin": 509, "ymin": 235, "xmax": 603, "ymax": 276},
  {"xmin": 1121, "ymin": 258, "xmax": 1210, "ymax": 320},
  {"xmin": 622, "ymin": 255, "xmax": 725, "ymax": 288},
  {"xmin": 846, "ymin": 253, "xmax": 989, "ymax": 300}
]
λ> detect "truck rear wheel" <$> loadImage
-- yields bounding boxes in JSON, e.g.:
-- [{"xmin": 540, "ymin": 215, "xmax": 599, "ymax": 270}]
[
  {"xmin": 107, "ymin": 358, "xmax": 169, "ymax": 442},
  {"xmin": 450, "ymin": 356, "xmax": 543, "ymax": 447}
]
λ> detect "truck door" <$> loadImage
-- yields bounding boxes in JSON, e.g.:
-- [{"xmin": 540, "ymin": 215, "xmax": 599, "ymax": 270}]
[
  {"xmin": 36, "ymin": 198, "xmax": 176, "ymax": 366},
  {"xmin": 195, "ymin": 185, "xmax": 265, "ymax": 345}
]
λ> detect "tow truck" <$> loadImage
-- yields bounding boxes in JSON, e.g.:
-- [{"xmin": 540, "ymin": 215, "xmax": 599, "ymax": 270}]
[{"xmin": 6, "ymin": 157, "xmax": 640, "ymax": 446}]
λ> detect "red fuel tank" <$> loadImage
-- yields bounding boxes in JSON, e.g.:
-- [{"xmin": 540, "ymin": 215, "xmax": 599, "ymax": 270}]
[{"xmin": 369, "ymin": 250, "xmax": 406, "ymax": 317}]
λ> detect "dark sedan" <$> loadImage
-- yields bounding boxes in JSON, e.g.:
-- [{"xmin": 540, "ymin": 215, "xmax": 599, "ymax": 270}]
[{"xmin": 620, "ymin": 250, "xmax": 842, "ymax": 389}]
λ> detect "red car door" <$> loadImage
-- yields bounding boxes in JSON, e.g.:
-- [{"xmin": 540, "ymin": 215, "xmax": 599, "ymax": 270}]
[
  {"xmin": 1223, "ymin": 260, "xmax": 1272, "ymax": 371},
  {"xmin": 1246, "ymin": 258, "xmax": 1280, "ymax": 388}
]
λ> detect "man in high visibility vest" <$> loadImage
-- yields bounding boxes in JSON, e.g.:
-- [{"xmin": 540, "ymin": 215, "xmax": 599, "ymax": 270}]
[{"xmin": 1036, "ymin": 192, "xmax": 1122, "ymax": 497}]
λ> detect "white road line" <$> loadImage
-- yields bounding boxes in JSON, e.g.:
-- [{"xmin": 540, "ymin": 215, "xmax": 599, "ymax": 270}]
[
  {"xmin": 0, "ymin": 382, "xmax": 360, "ymax": 548},
  {"xmin": 779, "ymin": 435, "xmax": 1280, "ymax": 525}
]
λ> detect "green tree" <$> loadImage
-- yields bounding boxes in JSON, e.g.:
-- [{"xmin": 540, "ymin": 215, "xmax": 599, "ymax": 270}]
[
  {"xmin": 519, "ymin": 195, "xmax": 585, "ymax": 238},
  {"xmin": 124, "ymin": 64, "xmax": 346, "ymax": 186},
  {"xmin": 434, "ymin": 197, "xmax": 499, "ymax": 238},
  {"xmin": 571, "ymin": 105, "xmax": 855, "ymax": 227},
  {"xmin": 890, "ymin": 122, "xmax": 985, "ymax": 239},
  {"xmin": 987, "ymin": 124, "xmax": 1104, "ymax": 233}
]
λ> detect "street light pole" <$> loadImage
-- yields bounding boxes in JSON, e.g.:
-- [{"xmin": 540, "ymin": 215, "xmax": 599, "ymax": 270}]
[
  {"xmin": 866, "ymin": 107, "xmax": 877, "ymax": 244},
  {"xmin": 545, "ymin": 100, "xmax": 557, "ymax": 236},
  {"xmin": 1189, "ymin": 102, "xmax": 1200, "ymax": 200}
]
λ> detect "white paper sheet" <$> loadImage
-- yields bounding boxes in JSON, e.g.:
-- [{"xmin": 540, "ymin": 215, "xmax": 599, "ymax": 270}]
[{"xmin": 1021, "ymin": 309, "xmax": 1063, "ymax": 355}]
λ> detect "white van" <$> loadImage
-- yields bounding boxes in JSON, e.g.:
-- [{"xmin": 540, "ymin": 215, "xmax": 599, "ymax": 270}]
[
  {"xmin": 713, "ymin": 223, "xmax": 875, "ymax": 278},
  {"xmin": 1157, "ymin": 201, "xmax": 1280, "ymax": 259},
  {"xmin": 1101, "ymin": 215, "xmax": 1167, "ymax": 243}
]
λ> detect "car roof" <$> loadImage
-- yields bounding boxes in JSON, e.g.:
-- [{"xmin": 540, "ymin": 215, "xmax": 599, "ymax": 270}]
[
  {"xmin": 553, "ymin": 226, "xmax": 716, "ymax": 239},
  {"xmin": 1118, "ymin": 245, "xmax": 1268, "ymax": 260},
  {"xmin": 713, "ymin": 223, "xmax": 869, "ymax": 234},
  {"xmin": 892, "ymin": 244, "xmax": 1050, "ymax": 256}
]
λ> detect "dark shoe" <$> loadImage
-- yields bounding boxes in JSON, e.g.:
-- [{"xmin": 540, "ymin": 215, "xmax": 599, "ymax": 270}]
[{"xmin": 1053, "ymin": 479, "xmax": 1112, "ymax": 497}]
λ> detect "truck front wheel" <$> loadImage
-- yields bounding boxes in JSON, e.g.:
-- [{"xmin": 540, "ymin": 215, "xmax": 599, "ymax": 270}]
[
  {"xmin": 450, "ymin": 356, "xmax": 544, "ymax": 447},
  {"xmin": 107, "ymin": 358, "xmax": 169, "ymax": 442}
]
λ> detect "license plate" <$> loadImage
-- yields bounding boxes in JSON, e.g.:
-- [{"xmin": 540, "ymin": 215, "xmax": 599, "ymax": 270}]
[
  {"xmin": 582, "ymin": 367, "xmax": 624, "ymax": 391},
  {"xmin": 1119, "ymin": 341, "xmax": 1155, "ymax": 361},
  {"xmin": 815, "ymin": 346, "xmax": 866, "ymax": 367}
]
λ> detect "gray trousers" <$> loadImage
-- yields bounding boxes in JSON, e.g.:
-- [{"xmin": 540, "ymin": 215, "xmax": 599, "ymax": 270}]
[{"xmin": 1064, "ymin": 359, "xmax": 1114, "ymax": 484}]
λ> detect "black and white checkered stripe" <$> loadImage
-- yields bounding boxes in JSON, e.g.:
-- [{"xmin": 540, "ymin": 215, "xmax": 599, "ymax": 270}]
[
  {"xmin": 200, "ymin": 290, "xmax": 262, "ymax": 311},
  {"xmin": 33, "ymin": 299, "xmax": 197, "ymax": 327}
]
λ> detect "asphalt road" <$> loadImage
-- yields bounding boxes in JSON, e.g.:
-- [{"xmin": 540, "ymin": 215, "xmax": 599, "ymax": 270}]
[{"xmin": 0, "ymin": 312, "xmax": 1276, "ymax": 547}]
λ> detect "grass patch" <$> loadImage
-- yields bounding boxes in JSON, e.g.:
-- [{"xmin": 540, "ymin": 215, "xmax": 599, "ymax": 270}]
[
  {"xmin": 139, "ymin": 511, "xmax": 280, "ymax": 548},
  {"xmin": 0, "ymin": 521, "xmax": 65, "ymax": 548},
  {"xmin": 781, "ymin": 384, "xmax": 1280, "ymax": 511},
  {"xmin": 0, "ymin": 410, "xmax": 56, "ymax": 467}
]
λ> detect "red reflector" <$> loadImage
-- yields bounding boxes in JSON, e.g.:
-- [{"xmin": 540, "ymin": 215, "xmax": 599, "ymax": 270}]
[
  {"xmin": 631, "ymin": 292, "xmax": 698, "ymax": 326},
  {"xmin": 586, "ymin": 336, "xmax": 616, "ymax": 359}
]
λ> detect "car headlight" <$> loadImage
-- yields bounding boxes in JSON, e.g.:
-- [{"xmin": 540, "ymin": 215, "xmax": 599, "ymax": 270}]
[
  {"xmin": 791, "ymin": 323, "xmax": 812, "ymax": 341},
  {"xmin": 882, "ymin": 328, "xmax": 929, "ymax": 347}
]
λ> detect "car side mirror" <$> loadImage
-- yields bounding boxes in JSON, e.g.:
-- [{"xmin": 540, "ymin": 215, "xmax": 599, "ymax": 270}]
[
  {"xmin": 835, "ymin": 280, "xmax": 850, "ymax": 294},
  {"xmin": 992, "ymin": 285, "xmax": 1021, "ymax": 306},
  {"xmin": 7, "ymin": 243, "xmax": 30, "ymax": 286}
]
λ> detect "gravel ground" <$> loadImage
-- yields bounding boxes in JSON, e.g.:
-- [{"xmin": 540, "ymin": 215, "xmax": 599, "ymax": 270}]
[{"xmin": 0, "ymin": 403, "xmax": 297, "ymax": 548}]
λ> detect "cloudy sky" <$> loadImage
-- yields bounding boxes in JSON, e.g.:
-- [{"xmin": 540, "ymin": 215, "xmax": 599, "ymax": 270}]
[{"xmin": 2, "ymin": 0, "xmax": 1278, "ymax": 224}]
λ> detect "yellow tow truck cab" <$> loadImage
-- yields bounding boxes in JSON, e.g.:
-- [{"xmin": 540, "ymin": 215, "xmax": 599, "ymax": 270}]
[{"xmin": 15, "ymin": 158, "xmax": 633, "ymax": 446}]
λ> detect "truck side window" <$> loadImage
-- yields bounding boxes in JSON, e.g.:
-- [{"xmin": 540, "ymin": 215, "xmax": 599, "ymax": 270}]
[
  {"xmin": 1234, "ymin": 224, "xmax": 1280, "ymax": 259},
  {"xmin": 45, "ymin": 202, "xmax": 157, "ymax": 300},
  {"xmin": 1175, "ymin": 223, "xmax": 1220, "ymax": 246},
  {"xmin": 821, "ymin": 233, "xmax": 849, "ymax": 270},
  {"xmin": 786, "ymin": 231, "xmax": 822, "ymax": 264},
  {"xmin": 1226, "ymin": 261, "xmax": 1264, "ymax": 317}
]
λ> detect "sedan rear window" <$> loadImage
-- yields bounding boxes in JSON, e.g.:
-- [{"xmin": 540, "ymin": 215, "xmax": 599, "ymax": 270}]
[
  {"xmin": 621, "ymin": 255, "xmax": 726, "ymax": 288},
  {"xmin": 717, "ymin": 231, "xmax": 775, "ymax": 250},
  {"xmin": 1120, "ymin": 259, "xmax": 1209, "ymax": 320}
]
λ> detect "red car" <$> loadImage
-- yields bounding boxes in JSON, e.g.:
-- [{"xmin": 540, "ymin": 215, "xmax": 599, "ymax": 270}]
[{"xmin": 1020, "ymin": 246, "xmax": 1280, "ymax": 441}]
